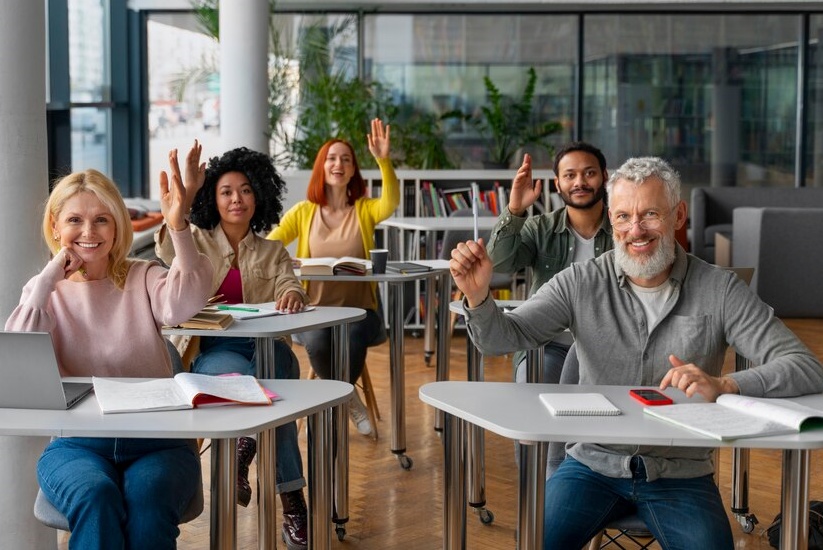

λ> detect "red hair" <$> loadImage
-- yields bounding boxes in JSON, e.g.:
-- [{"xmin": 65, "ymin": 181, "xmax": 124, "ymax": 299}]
[{"xmin": 306, "ymin": 139, "xmax": 367, "ymax": 206}]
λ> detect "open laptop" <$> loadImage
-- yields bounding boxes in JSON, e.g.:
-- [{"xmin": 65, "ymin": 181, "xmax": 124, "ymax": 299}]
[{"xmin": 0, "ymin": 331, "xmax": 94, "ymax": 410}]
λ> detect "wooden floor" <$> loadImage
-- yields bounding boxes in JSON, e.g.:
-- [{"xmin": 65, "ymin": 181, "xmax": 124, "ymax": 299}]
[{"xmin": 56, "ymin": 319, "xmax": 822, "ymax": 549}]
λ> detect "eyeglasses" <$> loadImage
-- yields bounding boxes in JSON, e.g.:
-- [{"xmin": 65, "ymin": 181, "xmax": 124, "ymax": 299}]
[{"xmin": 611, "ymin": 208, "xmax": 674, "ymax": 232}]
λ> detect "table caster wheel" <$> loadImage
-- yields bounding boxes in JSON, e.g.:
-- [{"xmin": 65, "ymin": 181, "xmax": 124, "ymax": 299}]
[
  {"xmin": 398, "ymin": 454, "xmax": 413, "ymax": 470},
  {"xmin": 424, "ymin": 352, "xmax": 433, "ymax": 366},
  {"xmin": 736, "ymin": 513, "xmax": 758, "ymax": 534},
  {"xmin": 335, "ymin": 525, "xmax": 346, "ymax": 541},
  {"xmin": 478, "ymin": 507, "xmax": 494, "ymax": 525}
]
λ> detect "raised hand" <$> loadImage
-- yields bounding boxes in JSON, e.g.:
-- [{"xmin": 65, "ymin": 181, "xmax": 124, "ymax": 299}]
[
  {"xmin": 449, "ymin": 238, "xmax": 493, "ymax": 307},
  {"xmin": 507, "ymin": 154, "xmax": 542, "ymax": 216},
  {"xmin": 367, "ymin": 118, "xmax": 391, "ymax": 160},
  {"xmin": 183, "ymin": 139, "xmax": 206, "ymax": 211},
  {"xmin": 159, "ymin": 149, "xmax": 188, "ymax": 231}
]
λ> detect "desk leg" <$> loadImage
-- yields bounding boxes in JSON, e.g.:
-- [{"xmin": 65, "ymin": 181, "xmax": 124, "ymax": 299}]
[
  {"xmin": 526, "ymin": 347, "xmax": 545, "ymax": 383},
  {"xmin": 517, "ymin": 441, "xmax": 547, "ymax": 550},
  {"xmin": 424, "ymin": 229, "xmax": 437, "ymax": 365},
  {"xmin": 781, "ymin": 449, "xmax": 810, "ymax": 550},
  {"xmin": 254, "ymin": 338, "xmax": 278, "ymax": 550},
  {"xmin": 434, "ymin": 271, "xmax": 452, "ymax": 433},
  {"xmin": 331, "ymin": 324, "xmax": 350, "ymax": 535},
  {"xmin": 388, "ymin": 281, "xmax": 412, "ymax": 469},
  {"xmin": 465, "ymin": 337, "xmax": 487, "ymax": 519},
  {"xmin": 211, "ymin": 438, "xmax": 238, "ymax": 550},
  {"xmin": 307, "ymin": 408, "xmax": 333, "ymax": 550},
  {"xmin": 443, "ymin": 412, "xmax": 467, "ymax": 550}
]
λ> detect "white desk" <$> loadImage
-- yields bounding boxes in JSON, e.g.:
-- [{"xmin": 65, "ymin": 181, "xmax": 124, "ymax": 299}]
[
  {"xmin": 298, "ymin": 260, "xmax": 451, "ymax": 470},
  {"xmin": 420, "ymin": 381, "xmax": 823, "ymax": 550},
  {"xmin": 0, "ymin": 379, "xmax": 352, "ymax": 550},
  {"xmin": 164, "ymin": 306, "xmax": 365, "ymax": 547}
]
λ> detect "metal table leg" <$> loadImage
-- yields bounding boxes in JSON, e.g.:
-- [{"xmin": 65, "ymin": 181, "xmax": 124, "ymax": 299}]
[
  {"xmin": 211, "ymin": 438, "xmax": 238, "ymax": 550},
  {"xmin": 466, "ymin": 334, "xmax": 492, "ymax": 524},
  {"xmin": 731, "ymin": 353, "xmax": 758, "ymax": 532},
  {"xmin": 443, "ymin": 412, "xmax": 467, "ymax": 550},
  {"xmin": 254, "ymin": 338, "xmax": 278, "ymax": 550},
  {"xmin": 424, "ymin": 229, "xmax": 437, "ymax": 365},
  {"xmin": 307, "ymin": 408, "xmax": 333, "ymax": 550},
  {"xmin": 388, "ymin": 281, "xmax": 413, "ymax": 469},
  {"xmin": 517, "ymin": 441, "xmax": 548, "ymax": 550},
  {"xmin": 781, "ymin": 449, "xmax": 810, "ymax": 550},
  {"xmin": 330, "ymin": 324, "xmax": 350, "ymax": 537},
  {"xmin": 434, "ymin": 271, "xmax": 452, "ymax": 432}
]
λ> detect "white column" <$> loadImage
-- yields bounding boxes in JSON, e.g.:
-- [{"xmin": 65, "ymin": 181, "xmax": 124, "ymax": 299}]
[
  {"xmin": 219, "ymin": 0, "xmax": 270, "ymax": 154},
  {"xmin": 0, "ymin": 1, "xmax": 55, "ymax": 548}
]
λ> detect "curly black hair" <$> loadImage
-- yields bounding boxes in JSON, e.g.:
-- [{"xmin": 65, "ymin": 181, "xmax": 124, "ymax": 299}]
[{"xmin": 190, "ymin": 147, "xmax": 286, "ymax": 234}]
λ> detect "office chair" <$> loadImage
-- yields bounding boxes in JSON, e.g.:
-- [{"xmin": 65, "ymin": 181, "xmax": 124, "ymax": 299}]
[{"xmin": 439, "ymin": 207, "xmax": 515, "ymax": 333}]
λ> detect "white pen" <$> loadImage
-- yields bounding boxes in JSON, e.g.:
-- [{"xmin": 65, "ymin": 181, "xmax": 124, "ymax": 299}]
[{"xmin": 471, "ymin": 183, "xmax": 480, "ymax": 241}]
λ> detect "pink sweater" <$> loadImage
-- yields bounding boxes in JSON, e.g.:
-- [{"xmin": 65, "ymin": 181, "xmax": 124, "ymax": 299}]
[{"xmin": 5, "ymin": 228, "xmax": 213, "ymax": 378}]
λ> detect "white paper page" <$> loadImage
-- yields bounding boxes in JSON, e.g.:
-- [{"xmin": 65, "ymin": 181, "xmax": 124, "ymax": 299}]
[
  {"xmin": 173, "ymin": 372, "xmax": 270, "ymax": 405},
  {"xmin": 717, "ymin": 394, "xmax": 823, "ymax": 430},
  {"xmin": 92, "ymin": 377, "xmax": 191, "ymax": 414},
  {"xmin": 644, "ymin": 403, "xmax": 798, "ymax": 440}
]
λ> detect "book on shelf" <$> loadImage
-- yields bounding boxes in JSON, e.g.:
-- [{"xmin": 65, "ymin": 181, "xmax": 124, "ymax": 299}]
[
  {"xmin": 169, "ymin": 309, "xmax": 235, "ymax": 330},
  {"xmin": 297, "ymin": 257, "xmax": 372, "ymax": 276},
  {"xmin": 643, "ymin": 394, "xmax": 823, "ymax": 440},
  {"xmin": 204, "ymin": 302, "xmax": 316, "ymax": 320},
  {"xmin": 92, "ymin": 372, "xmax": 273, "ymax": 414},
  {"xmin": 385, "ymin": 261, "xmax": 433, "ymax": 274},
  {"xmin": 539, "ymin": 393, "xmax": 622, "ymax": 416}
]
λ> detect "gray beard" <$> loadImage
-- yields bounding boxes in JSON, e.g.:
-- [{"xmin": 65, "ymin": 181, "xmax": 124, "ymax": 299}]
[{"xmin": 614, "ymin": 231, "xmax": 676, "ymax": 281}]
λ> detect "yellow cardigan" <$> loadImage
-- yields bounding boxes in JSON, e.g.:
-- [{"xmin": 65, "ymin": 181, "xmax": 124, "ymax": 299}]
[{"xmin": 266, "ymin": 157, "xmax": 399, "ymax": 259}]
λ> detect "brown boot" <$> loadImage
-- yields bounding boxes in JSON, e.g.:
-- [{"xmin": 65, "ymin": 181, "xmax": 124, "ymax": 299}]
[
  {"xmin": 280, "ymin": 489, "xmax": 308, "ymax": 550},
  {"xmin": 236, "ymin": 436, "xmax": 256, "ymax": 507}
]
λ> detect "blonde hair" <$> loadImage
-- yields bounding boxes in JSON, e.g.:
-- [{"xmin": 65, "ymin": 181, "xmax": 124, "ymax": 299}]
[{"xmin": 43, "ymin": 169, "xmax": 134, "ymax": 289}]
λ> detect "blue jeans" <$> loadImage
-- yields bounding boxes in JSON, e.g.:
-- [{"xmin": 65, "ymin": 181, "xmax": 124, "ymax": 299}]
[
  {"xmin": 37, "ymin": 437, "xmax": 200, "ymax": 550},
  {"xmin": 192, "ymin": 336, "xmax": 305, "ymax": 494},
  {"xmin": 293, "ymin": 308, "xmax": 385, "ymax": 383},
  {"xmin": 544, "ymin": 457, "xmax": 733, "ymax": 550}
]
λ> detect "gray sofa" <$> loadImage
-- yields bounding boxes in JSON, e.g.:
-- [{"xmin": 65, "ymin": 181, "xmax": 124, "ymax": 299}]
[
  {"xmin": 732, "ymin": 207, "xmax": 823, "ymax": 318},
  {"xmin": 689, "ymin": 186, "xmax": 823, "ymax": 262}
]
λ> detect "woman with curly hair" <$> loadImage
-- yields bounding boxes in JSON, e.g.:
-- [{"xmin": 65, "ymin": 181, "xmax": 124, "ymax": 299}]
[
  {"xmin": 155, "ymin": 141, "xmax": 310, "ymax": 550},
  {"xmin": 267, "ymin": 118, "xmax": 399, "ymax": 437}
]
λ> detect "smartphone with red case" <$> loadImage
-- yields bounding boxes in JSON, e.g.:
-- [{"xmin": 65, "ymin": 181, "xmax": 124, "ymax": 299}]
[{"xmin": 629, "ymin": 388, "xmax": 673, "ymax": 406}]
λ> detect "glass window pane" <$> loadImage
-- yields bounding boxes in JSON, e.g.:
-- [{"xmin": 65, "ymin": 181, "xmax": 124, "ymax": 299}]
[
  {"xmin": 583, "ymin": 14, "xmax": 800, "ymax": 194},
  {"xmin": 146, "ymin": 12, "xmax": 221, "ymax": 199},
  {"xmin": 806, "ymin": 15, "xmax": 823, "ymax": 188},
  {"xmin": 68, "ymin": 0, "xmax": 108, "ymax": 103},
  {"xmin": 71, "ymin": 107, "xmax": 110, "ymax": 172},
  {"xmin": 363, "ymin": 14, "xmax": 577, "ymax": 169}
]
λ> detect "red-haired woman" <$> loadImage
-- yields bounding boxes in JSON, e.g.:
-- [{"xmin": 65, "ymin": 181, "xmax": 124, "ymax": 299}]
[{"xmin": 267, "ymin": 118, "xmax": 398, "ymax": 436}]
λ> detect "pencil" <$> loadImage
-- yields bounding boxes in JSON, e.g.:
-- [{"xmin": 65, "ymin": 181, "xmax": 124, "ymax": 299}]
[{"xmin": 471, "ymin": 183, "xmax": 480, "ymax": 241}]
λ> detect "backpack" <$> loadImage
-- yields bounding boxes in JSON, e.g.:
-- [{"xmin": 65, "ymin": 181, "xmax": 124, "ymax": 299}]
[{"xmin": 766, "ymin": 500, "xmax": 823, "ymax": 549}]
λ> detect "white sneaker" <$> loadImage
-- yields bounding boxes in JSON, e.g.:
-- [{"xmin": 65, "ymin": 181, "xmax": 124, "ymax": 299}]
[{"xmin": 348, "ymin": 391, "xmax": 373, "ymax": 436}]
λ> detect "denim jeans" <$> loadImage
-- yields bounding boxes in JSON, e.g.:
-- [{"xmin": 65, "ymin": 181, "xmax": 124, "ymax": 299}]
[
  {"xmin": 292, "ymin": 308, "xmax": 385, "ymax": 383},
  {"xmin": 192, "ymin": 336, "xmax": 305, "ymax": 494},
  {"xmin": 543, "ymin": 457, "xmax": 733, "ymax": 550},
  {"xmin": 37, "ymin": 437, "xmax": 200, "ymax": 550}
]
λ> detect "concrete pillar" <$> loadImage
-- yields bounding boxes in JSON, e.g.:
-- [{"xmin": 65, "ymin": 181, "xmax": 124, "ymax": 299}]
[
  {"xmin": 711, "ymin": 47, "xmax": 742, "ymax": 187},
  {"xmin": 219, "ymin": 0, "xmax": 270, "ymax": 154},
  {"xmin": 0, "ymin": 1, "xmax": 56, "ymax": 548}
]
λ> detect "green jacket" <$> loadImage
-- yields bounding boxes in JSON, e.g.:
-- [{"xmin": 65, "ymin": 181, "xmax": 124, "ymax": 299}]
[{"xmin": 486, "ymin": 206, "xmax": 613, "ymax": 296}]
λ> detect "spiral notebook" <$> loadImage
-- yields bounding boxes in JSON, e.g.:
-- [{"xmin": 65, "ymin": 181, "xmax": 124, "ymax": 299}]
[{"xmin": 539, "ymin": 393, "xmax": 622, "ymax": 416}]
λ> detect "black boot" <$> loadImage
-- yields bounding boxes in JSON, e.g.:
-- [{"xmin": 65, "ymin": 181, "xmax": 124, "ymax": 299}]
[
  {"xmin": 236, "ymin": 436, "xmax": 256, "ymax": 507},
  {"xmin": 280, "ymin": 489, "xmax": 308, "ymax": 550}
]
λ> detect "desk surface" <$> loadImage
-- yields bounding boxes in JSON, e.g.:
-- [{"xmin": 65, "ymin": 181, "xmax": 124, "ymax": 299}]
[
  {"xmin": 420, "ymin": 381, "xmax": 823, "ymax": 450},
  {"xmin": 379, "ymin": 217, "xmax": 499, "ymax": 232},
  {"xmin": 163, "ymin": 305, "xmax": 366, "ymax": 338},
  {"xmin": 0, "ymin": 379, "xmax": 352, "ymax": 439}
]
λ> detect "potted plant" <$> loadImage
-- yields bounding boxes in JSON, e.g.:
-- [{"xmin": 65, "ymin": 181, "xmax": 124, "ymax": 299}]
[{"xmin": 471, "ymin": 67, "xmax": 562, "ymax": 169}]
